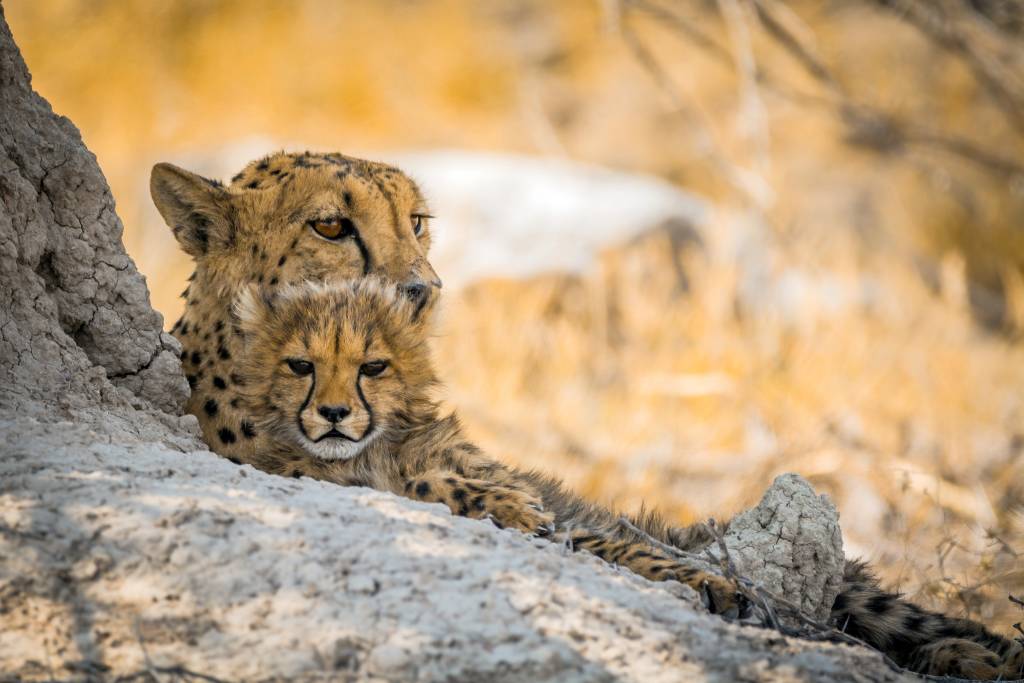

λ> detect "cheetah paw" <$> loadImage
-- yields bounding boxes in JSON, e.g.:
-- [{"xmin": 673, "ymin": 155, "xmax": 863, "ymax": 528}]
[
  {"xmin": 485, "ymin": 491, "xmax": 555, "ymax": 536},
  {"xmin": 698, "ymin": 575, "xmax": 749, "ymax": 619}
]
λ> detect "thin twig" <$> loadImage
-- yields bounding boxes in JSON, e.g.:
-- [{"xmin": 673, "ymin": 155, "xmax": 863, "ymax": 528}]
[{"xmin": 616, "ymin": 516, "xmax": 716, "ymax": 566}]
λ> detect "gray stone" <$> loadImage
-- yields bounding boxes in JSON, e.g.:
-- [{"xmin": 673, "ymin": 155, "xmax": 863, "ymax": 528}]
[
  {"xmin": 722, "ymin": 473, "xmax": 845, "ymax": 624},
  {"xmin": 0, "ymin": 4, "xmax": 187, "ymax": 416}
]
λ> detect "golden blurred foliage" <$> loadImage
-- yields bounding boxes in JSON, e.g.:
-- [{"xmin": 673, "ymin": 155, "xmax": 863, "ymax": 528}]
[{"xmin": 7, "ymin": 0, "xmax": 1024, "ymax": 631}]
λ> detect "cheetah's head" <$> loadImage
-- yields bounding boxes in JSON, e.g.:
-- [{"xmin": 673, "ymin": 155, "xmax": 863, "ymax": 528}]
[
  {"xmin": 234, "ymin": 278, "xmax": 436, "ymax": 461},
  {"xmin": 150, "ymin": 151, "xmax": 441, "ymax": 310}
]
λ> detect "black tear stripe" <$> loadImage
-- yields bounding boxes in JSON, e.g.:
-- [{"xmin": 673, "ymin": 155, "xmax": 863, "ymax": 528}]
[
  {"xmin": 355, "ymin": 375, "xmax": 375, "ymax": 442},
  {"xmin": 352, "ymin": 233, "xmax": 372, "ymax": 276},
  {"xmin": 295, "ymin": 371, "xmax": 317, "ymax": 443}
]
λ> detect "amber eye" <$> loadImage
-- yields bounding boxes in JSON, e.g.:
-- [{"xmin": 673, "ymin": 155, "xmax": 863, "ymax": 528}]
[
  {"xmin": 309, "ymin": 216, "xmax": 356, "ymax": 241},
  {"xmin": 286, "ymin": 358, "xmax": 314, "ymax": 376},
  {"xmin": 411, "ymin": 214, "xmax": 432, "ymax": 237},
  {"xmin": 360, "ymin": 360, "xmax": 389, "ymax": 377}
]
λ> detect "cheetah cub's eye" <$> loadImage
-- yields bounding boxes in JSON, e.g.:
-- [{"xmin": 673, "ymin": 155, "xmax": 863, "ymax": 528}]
[
  {"xmin": 360, "ymin": 360, "xmax": 389, "ymax": 377},
  {"xmin": 309, "ymin": 216, "xmax": 356, "ymax": 241},
  {"xmin": 411, "ymin": 214, "xmax": 432, "ymax": 237},
  {"xmin": 286, "ymin": 358, "xmax": 314, "ymax": 376}
]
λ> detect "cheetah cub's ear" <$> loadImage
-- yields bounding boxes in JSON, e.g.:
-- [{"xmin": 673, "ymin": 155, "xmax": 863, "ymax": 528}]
[
  {"xmin": 150, "ymin": 162, "xmax": 233, "ymax": 259},
  {"xmin": 233, "ymin": 284, "xmax": 275, "ymax": 337}
]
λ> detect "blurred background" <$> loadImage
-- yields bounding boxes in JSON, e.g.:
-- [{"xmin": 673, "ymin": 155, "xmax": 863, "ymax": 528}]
[{"xmin": 7, "ymin": 0, "xmax": 1024, "ymax": 633}]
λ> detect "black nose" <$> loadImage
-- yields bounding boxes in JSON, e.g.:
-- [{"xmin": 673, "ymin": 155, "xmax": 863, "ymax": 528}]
[
  {"xmin": 318, "ymin": 405, "xmax": 350, "ymax": 423},
  {"xmin": 401, "ymin": 281, "xmax": 433, "ymax": 306}
]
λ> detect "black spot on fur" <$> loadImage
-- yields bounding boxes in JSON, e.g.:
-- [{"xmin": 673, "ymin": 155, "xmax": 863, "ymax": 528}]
[
  {"xmin": 291, "ymin": 471, "xmax": 302, "ymax": 479},
  {"xmin": 186, "ymin": 374, "xmax": 197, "ymax": 389},
  {"xmin": 278, "ymin": 255, "xmax": 287, "ymax": 267},
  {"xmin": 228, "ymin": 457, "xmax": 241, "ymax": 465},
  {"xmin": 452, "ymin": 488, "xmax": 466, "ymax": 502},
  {"xmin": 415, "ymin": 481, "xmax": 430, "ymax": 497},
  {"xmin": 218, "ymin": 347, "xmax": 231, "ymax": 360},
  {"xmin": 213, "ymin": 376, "xmax": 227, "ymax": 390},
  {"xmin": 180, "ymin": 349, "xmax": 188, "ymax": 361},
  {"xmin": 231, "ymin": 172, "xmax": 244, "ymax": 183},
  {"xmin": 202, "ymin": 176, "xmax": 223, "ymax": 188},
  {"xmin": 204, "ymin": 399, "xmax": 218, "ymax": 416},
  {"xmin": 190, "ymin": 351, "xmax": 202, "ymax": 365},
  {"xmin": 215, "ymin": 320, "xmax": 224, "ymax": 332},
  {"xmin": 241, "ymin": 421, "xmax": 256, "ymax": 438},
  {"xmin": 230, "ymin": 398, "xmax": 241, "ymax": 408},
  {"xmin": 218, "ymin": 428, "xmax": 236, "ymax": 444},
  {"xmin": 257, "ymin": 159, "xmax": 269, "ymax": 171},
  {"xmin": 905, "ymin": 613, "xmax": 927, "ymax": 633},
  {"xmin": 343, "ymin": 191, "xmax": 353, "ymax": 207},
  {"xmin": 868, "ymin": 595, "xmax": 891, "ymax": 614},
  {"xmin": 269, "ymin": 277, "xmax": 278, "ymax": 286},
  {"xmin": 270, "ymin": 168, "xmax": 281, "ymax": 176},
  {"xmin": 246, "ymin": 180, "xmax": 260, "ymax": 190}
]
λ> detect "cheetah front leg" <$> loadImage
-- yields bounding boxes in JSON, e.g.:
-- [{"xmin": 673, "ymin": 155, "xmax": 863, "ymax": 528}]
[
  {"xmin": 402, "ymin": 470, "xmax": 555, "ymax": 536},
  {"xmin": 562, "ymin": 529, "xmax": 745, "ymax": 616}
]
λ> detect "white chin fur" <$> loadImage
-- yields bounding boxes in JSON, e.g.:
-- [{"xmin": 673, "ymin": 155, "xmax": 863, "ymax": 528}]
[{"xmin": 301, "ymin": 433, "xmax": 374, "ymax": 461}]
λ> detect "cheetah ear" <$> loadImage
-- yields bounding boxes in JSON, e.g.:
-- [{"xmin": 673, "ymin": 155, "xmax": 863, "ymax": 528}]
[
  {"xmin": 150, "ymin": 163, "xmax": 233, "ymax": 259},
  {"xmin": 234, "ymin": 284, "xmax": 274, "ymax": 336}
]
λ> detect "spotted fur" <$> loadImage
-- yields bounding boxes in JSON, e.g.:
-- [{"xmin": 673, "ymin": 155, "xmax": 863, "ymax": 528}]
[
  {"xmin": 233, "ymin": 279, "xmax": 745, "ymax": 616},
  {"xmin": 233, "ymin": 279, "xmax": 1024, "ymax": 678},
  {"xmin": 151, "ymin": 151, "xmax": 440, "ymax": 464}
]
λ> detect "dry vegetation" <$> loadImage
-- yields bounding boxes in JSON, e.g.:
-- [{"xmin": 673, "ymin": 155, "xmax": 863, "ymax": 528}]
[{"xmin": 6, "ymin": 0, "xmax": 1024, "ymax": 634}]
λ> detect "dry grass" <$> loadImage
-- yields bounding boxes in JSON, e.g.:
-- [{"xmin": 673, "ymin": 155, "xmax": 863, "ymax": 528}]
[{"xmin": 6, "ymin": 0, "xmax": 1024, "ymax": 635}]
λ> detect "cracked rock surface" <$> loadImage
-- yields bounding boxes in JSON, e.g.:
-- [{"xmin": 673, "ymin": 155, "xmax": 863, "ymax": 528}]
[
  {"xmin": 0, "ymin": 5, "xmax": 187, "ymax": 416},
  {"xmin": 0, "ymin": 8, "xmax": 911, "ymax": 682},
  {"xmin": 721, "ymin": 474, "xmax": 845, "ymax": 624}
]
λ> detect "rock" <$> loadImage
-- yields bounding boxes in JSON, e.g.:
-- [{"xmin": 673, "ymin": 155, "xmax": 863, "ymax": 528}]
[
  {"xmin": 0, "ymin": 416, "xmax": 910, "ymax": 682},
  {"xmin": 0, "ymin": 4, "xmax": 187, "ymax": 416},
  {"xmin": 0, "ymin": 8, "xmax": 910, "ymax": 682},
  {"xmin": 722, "ymin": 473, "xmax": 845, "ymax": 624}
]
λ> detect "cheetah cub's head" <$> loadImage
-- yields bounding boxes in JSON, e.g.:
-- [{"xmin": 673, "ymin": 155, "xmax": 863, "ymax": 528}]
[
  {"xmin": 234, "ymin": 278, "xmax": 436, "ymax": 461},
  {"xmin": 150, "ymin": 152, "xmax": 441, "ymax": 309}
]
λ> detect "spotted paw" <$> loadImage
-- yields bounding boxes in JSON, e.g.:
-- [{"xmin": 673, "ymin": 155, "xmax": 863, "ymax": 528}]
[
  {"xmin": 486, "ymin": 490, "xmax": 555, "ymax": 535},
  {"xmin": 696, "ymin": 574, "xmax": 746, "ymax": 618}
]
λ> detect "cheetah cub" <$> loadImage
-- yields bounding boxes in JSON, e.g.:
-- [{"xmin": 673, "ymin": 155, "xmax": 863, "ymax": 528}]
[
  {"xmin": 234, "ymin": 277, "xmax": 746, "ymax": 616},
  {"xmin": 233, "ymin": 278, "xmax": 1024, "ymax": 680}
]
